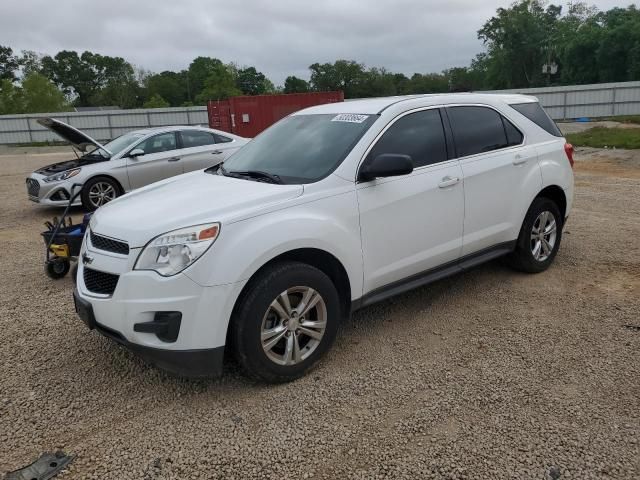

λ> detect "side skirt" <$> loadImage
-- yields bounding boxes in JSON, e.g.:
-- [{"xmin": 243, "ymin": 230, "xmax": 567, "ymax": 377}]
[{"xmin": 351, "ymin": 241, "xmax": 516, "ymax": 312}]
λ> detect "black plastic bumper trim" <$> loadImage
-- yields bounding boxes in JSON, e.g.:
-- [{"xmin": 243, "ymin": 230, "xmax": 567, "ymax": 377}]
[{"xmin": 74, "ymin": 289, "xmax": 223, "ymax": 377}]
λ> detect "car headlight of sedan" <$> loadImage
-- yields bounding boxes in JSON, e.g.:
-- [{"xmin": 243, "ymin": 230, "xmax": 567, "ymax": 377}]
[
  {"xmin": 134, "ymin": 223, "xmax": 220, "ymax": 276},
  {"xmin": 44, "ymin": 168, "xmax": 81, "ymax": 183}
]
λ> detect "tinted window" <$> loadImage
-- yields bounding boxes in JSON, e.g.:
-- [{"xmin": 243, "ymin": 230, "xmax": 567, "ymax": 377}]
[
  {"xmin": 214, "ymin": 133, "xmax": 233, "ymax": 143},
  {"xmin": 181, "ymin": 130, "xmax": 216, "ymax": 148},
  {"xmin": 503, "ymin": 117, "xmax": 524, "ymax": 146},
  {"xmin": 369, "ymin": 109, "xmax": 447, "ymax": 168},
  {"xmin": 448, "ymin": 106, "xmax": 508, "ymax": 157},
  {"xmin": 222, "ymin": 114, "xmax": 376, "ymax": 184},
  {"xmin": 511, "ymin": 102, "xmax": 562, "ymax": 137},
  {"xmin": 136, "ymin": 132, "xmax": 176, "ymax": 155}
]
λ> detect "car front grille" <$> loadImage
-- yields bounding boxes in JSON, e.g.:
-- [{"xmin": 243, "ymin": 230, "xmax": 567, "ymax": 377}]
[
  {"xmin": 90, "ymin": 231, "xmax": 130, "ymax": 255},
  {"xmin": 83, "ymin": 268, "xmax": 119, "ymax": 296},
  {"xmin": 26, "ymin": 178, "xmax": 40, "ymax": 197}
]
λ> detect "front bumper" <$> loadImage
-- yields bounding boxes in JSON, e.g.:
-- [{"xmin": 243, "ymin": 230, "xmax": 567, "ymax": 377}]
[
  {"xmin": 74, "ymin": 238, "xmax": 247, "ymax": 377},
  {"xmin": 26, "ymin": 174, "xmax": 81, "ymax": 206},
  {"xmin": 73, "ymin": 289, "xmax": 224, "ymax": 376}
]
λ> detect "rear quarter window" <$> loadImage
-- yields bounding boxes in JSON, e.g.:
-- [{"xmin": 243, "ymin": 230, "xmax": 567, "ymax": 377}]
[{"xmin": 510, "ymin": 102, "xmax": 563, "ymax": 137}]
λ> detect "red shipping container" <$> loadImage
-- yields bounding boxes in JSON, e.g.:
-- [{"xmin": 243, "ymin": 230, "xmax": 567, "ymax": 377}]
[{"xmin": 207, "ymin": 91, "xmax": 344, "ymax": 138}]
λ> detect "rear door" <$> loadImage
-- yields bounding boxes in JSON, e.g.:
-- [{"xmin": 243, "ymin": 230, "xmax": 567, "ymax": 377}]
[
  {"xmin": 357, "ymin": 108, "xmax": 465, "ymax": 293},
  {"xmin": 446, "ymin": 105, "xmax": 541, "ymax": 256},
  {"xmin": 126, "ymin": 132, "xmax": 182, "ymax": 188},
  {"xmin": 177, "ymin": 130, "xmax": 236, "ymax": 172}
]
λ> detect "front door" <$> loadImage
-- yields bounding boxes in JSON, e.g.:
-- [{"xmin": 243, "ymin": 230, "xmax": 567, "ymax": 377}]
[
  {"xmin": 126, "ymin": 132, "xmax": 182, "ymax": 188},
  {"xmin": 356, "ymin": 108, "xmax": 465, "ymax": 294}
]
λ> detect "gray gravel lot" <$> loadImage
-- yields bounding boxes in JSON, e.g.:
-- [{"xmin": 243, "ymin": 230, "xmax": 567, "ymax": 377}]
[{"xmin": 1, "ymin": 147, "xmax": 638, "ymax": 479}]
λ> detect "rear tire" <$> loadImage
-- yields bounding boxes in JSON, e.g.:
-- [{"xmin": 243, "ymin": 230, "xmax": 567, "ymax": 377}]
[
  {"xmin": 230, "ymin": 261, "xmax": 341, "ymax": 383},
  {"xmin": 507, "ymin": 197, "xmax": 563, "ymax": 273},
  {"xmin": 81, "ymin": 176, "xmax": 120, "ymax": 212}
]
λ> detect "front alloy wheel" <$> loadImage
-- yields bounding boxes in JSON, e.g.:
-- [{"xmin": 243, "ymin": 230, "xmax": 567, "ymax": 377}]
[
  {"xmin": 261, "ymin": 287, "xmax": 327, "ymax": 366},
  {"xmin": 231, "ymin": 261, "xmax": 341, "ymax": 383}
]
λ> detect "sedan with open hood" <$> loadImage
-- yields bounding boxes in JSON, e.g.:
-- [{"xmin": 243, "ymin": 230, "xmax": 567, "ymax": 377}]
[{"xmin": 26, "ymin": 118, "xmax": 248, "ymax": 211}]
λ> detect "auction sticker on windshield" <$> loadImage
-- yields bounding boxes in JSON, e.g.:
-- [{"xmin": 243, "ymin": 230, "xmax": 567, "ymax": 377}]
[{"xmin": 331, "ymin": 114, "xmax": 370, "ymax": 123}]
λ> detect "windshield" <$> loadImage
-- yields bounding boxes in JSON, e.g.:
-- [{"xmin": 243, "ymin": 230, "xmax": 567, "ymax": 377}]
[
  {"xmin": 222, "ymin": 113, "xmax": 377, "ymax": 184},
  {"xmin": 84, "ymin": 132, "xmax": 145, "ymax": 159}
]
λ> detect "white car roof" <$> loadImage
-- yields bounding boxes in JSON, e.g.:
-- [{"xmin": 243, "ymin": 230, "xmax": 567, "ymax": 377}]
[{"xmin": 296, "ymin": 93, "xmax": 538, "ymax": 115}]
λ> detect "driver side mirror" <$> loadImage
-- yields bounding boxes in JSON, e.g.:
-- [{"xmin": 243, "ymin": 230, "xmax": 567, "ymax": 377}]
[
  {"xmin": 358, "ymin": 153, "xmax": 413, "ymax": 182},
  {"xmin": 129, "ymin": 148, "xmax": 145, "ymax": 158}
]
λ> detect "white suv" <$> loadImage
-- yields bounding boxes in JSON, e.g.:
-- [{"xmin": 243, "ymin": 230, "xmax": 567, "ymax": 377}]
[{"xmin": 73, "ymin": 93, "xmax": 574, "ymax": 383}]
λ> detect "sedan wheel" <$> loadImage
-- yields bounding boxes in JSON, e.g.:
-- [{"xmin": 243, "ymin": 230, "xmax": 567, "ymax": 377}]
[
  {"xmin": 261, "ymin": 287, "xmax": 327, "ymax": 366},
  {"xmin": 88, "ymin": 182, "xmax": 117, "ymax": 208}
]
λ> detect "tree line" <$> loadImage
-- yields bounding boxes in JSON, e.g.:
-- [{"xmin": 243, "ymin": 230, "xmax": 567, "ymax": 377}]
[{"xmin": 1, "ymin": 1, "xmax": 639, "ymax": 115}]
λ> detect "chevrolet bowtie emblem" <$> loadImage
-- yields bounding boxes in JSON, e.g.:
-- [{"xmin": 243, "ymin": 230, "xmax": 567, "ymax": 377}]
[{"xmin": 82, "ymin": 253, "xmax": 94, "ymax": 265}]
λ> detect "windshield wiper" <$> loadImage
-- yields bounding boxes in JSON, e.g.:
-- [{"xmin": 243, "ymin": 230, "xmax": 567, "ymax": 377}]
[{"xmin": 219, "ymin": 166, "xmax": 283, "ymax": 184}]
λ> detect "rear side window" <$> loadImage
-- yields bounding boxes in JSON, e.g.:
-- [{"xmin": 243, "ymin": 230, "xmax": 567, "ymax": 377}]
[
  {"xmin": 447, "ymin": 106, "xmax": 509, "ymax": 157},
  {"xmin": 370, "ymin": 109, "xmax": 448, "ymax": 168},
  {"xmin": 180, "ymin": 130, "xmax": 216, "ymax": 148},
  {"xmin": 503, "ymin": 117, "xmax": 524, "ymax": 146},
  {"xmin": 510, "ymin": 102, "xmax": 562, "ymax": 137},
  {"xmin": 214, "ymin": 133, "xmax": 233, "ymax": 143}
]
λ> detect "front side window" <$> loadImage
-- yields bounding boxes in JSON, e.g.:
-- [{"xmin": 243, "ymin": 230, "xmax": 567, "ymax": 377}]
[
  {"xmin": 369, "ymin": 109, "xmax": 448, "ymax": 168},
  {"xmin": 222, "ymin": 114, "xmax": 377, "ymax": 184},
  {"xmin": 180, "ymin": 130, "xmax": 216, "ymax": 148},
  {"xmin": 136, "ymin": 132, "xmax": 177, "ymax": 155}
]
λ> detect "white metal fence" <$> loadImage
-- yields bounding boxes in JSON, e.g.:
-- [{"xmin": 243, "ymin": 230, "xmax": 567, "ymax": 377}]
[
  {"xmin": 0, "ymin": 106, "xmax": 209, "ymax": 145},
  {"xmin": 483, "ymin": 80, "xmax": 640, "ymax": 120},
  {"xmin": 1, "ymin": 81, "xmax": 639, "ymax": 145}
]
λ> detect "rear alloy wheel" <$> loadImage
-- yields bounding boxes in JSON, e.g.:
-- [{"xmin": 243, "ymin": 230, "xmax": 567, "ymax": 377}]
[
  {"xmin": 507, "ymin": 197, "xmax": 563, "ymax": 273},
  {"xmin": 231, "ymin": 262, "xmax": 341, "ymax": 383},
  {"xmin": 81, "ymin": 177, "xmax": 120, "ymax": 211}
]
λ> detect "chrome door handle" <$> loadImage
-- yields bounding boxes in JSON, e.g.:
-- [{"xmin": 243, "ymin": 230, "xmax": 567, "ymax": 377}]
[
  {"xmin": 211, "ymin": 150, "xmax": 223, "ymax": 155},
  {"xmin": 513, "ymin": 155, "xmax": 527, "ymax": 165},
  {"xmin": 438, "ymin": 176, "xmax": 460, "ymax": 188},
  {"xmin": 168, "ymin": 157, "xmax": 181, "ymax": 162}
]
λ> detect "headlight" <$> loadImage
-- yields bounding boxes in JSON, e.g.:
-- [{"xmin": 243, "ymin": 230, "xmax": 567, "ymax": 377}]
[
  {"xmin": 134, "ymin": 223, "xmax": 220, "ymax": 276},
  {"xmin": 44, "ymin": 168, "xmax": 81, "ymax": 183}
]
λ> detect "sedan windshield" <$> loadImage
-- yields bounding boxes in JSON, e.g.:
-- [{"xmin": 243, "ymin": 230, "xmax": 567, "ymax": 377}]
[
  {"xmin": 221, "ymin": 114, "xmax": 377, "ymax": 184},
  {"xmin": 84, "ymin": 132, "xmax": 145, "ymax": 159}
]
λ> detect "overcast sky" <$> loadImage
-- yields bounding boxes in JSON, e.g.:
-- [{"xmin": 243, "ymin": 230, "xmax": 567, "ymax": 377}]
[{"xmin": 1, "ymin": 0, "xmax": 633, "ymax": 85}]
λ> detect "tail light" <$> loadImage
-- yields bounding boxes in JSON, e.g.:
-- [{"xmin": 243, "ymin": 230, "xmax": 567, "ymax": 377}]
[{"xmin": 564, "ymin": 142, "xmax": 574, "ymax": 168}]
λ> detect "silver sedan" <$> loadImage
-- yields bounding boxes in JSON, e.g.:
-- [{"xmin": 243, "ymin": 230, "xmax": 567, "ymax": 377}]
[{"xmin": 26, "ymin": 118, "xmax": 248, "ymax": 211}]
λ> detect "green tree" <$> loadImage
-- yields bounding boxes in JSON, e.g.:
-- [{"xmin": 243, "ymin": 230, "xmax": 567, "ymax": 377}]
[
  {"xmin": 0, "ymin": 45, "xmax": 19, "ymax": 82},
  {"xmin": 236, "ymin": 66, "xmax": 271, "ymax": 95},
  {"xmin": 21, "ymin": 73, "xmax": 70, "ymax": 113},
  {"xmin": 284, "ymin": 76, "xmax": 309, "ymax": 93},
  {"xmin": 309, "ymin": 60, "xmax": 365, "ymax": 98},
  {"xmin": 195, "ymin": 63, "xmax": 241, "ymax": 103},
  {"xmin": 19, "ymin": 50, "xmax": 43, "ymax": 78},
  {"xmin": 143, "ymin": 94, "xmax": 170, "ymax": 108},
  {"xmin": 187, "ymin": 57, "xmax": 225, "ymax": 101},
  {"xmin": 0, "ymin": 79, "xmax": 24, "ymax": 114},
  {"xmin": 478, "ymin": 0, "xmax": 562, "ymax": 88},
  {"xmin": 144, "ymin": 71, "xmax": 188, "ymax": 106},
  {"xmin": 41, "ymin": 50, "xmax": 137, "ymax": 107}
]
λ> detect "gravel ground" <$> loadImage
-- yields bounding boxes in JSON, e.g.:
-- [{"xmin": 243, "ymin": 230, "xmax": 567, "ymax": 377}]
[{"xmin": 1, "ymin": 147, "xmax": 638, "ymax": 479}]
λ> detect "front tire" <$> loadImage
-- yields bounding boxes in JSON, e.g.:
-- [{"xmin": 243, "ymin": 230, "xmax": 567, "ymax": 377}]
[
  {"xmin": 230, "ymin": 261, "xmax": 341, "ymax": 383},
  {"xmin": 81, "ymin": 176, "xmax": 120, "ymax": 212},
  {"xmin": 507, "ymin": 197, "xmax": 563, "ymax": 273}
]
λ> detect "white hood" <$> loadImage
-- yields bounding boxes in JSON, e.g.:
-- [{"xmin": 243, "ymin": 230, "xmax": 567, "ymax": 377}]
[{"xmin": 90, "ymin": 171, "xmax": 303, "ymax": 247}]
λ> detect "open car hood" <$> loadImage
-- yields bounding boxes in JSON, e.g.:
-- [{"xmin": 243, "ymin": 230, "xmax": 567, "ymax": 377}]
[{"xmin": 37, "ymin": 117, "xmax": 112, "ymax": 154}]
